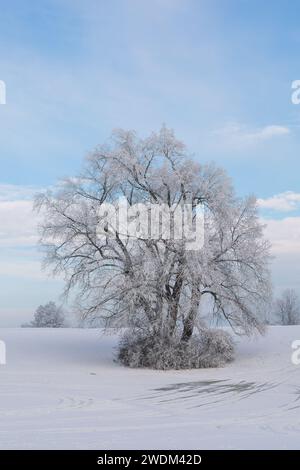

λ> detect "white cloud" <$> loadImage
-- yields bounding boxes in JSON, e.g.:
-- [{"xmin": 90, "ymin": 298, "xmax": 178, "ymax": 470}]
[
  {"xmin": 0, "ymin": 184, "xmax": 63, "ymax": 327},
  {"xmin": 262, "ymin": 216, "xmax": 300, "ymax": 293},
  {"xmin": 258, "ymin": 191, "xmax": 300, "ymax": 212},
  {"xmin": 256, "ymin": 125, "xmax": 290, "ymax": 139},
  {"xmin": 0, "ymin": 258, "xmax": 47, "ymax": 280},
  {"xmin": 0, "ymin": 200, "xmax": 38, "ymax": 247},
  {"xmin": 213, "ymin": 123, "xmax": 290, "ymax": 148},
  {"xmin": 0, "ymin": 183, "xmax": 40, "ymax": 202},
  {"xmin": 0, "ymin": 184, "xmax": 40, "ymax": 248},
  {"xmin": 263, "ymin": 216, "xmax": 300, "ymax": 254}
]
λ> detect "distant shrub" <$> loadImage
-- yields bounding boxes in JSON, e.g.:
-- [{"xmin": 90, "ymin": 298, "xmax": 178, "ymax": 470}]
[
  {"xmin": 117, "ymin": 328, "xmax": 235, "ymax": 370},
  {"xmin": 23, "ymin": 301, "xmax": 66, "ymax": 328}
]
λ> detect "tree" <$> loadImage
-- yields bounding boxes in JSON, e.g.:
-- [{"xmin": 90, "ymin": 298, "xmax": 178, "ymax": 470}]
[
  {"xmin": 35, "ymin": 127, "xmax": 271, "ymax": 365},
  {"xmin": 30, "ymin": 302, "xmax": 65, "ymax": 328},
  {"xmin": 274, "ymin": 289, "xmax": 300, "ymax": 325}
]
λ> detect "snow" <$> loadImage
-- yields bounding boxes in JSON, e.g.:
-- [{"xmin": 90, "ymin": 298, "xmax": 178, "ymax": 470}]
[{"xmin": 0, "ymin": 326, "xmax": 299, "ymax": 449}]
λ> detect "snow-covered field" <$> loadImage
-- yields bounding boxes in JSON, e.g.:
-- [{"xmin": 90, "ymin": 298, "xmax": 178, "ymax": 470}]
[{"xmin": 0, "ymin": 327, "xmax": 299, "ymax": 449}]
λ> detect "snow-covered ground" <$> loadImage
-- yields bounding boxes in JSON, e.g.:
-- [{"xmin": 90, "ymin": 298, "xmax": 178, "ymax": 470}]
[{"xmin": 0, "ymin": 327, "xmax": 299, "ymax": 449}]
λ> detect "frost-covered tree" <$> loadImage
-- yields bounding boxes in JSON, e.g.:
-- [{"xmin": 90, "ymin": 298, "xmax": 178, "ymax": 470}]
[
  {"xmin": 274, "ymin": 289, "xmax": 300, "ymax": 325},
  {"xmin": 36, "ymin": 127, "xmax": 271, "ymax": 366},
  {"xmin": 30, "ymin": 302, "xmax": 65, "ymax": 328}
]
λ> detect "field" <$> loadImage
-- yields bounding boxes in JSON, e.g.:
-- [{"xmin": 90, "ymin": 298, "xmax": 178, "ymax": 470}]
[{"xmin": 0, "ymin": 327, "xmax": 299, "ymax": 449}]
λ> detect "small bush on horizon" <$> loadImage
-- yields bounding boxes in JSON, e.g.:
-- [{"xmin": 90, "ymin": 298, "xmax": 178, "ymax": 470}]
[{"xmin": 22, "ymin": 301, "xmax": 66, "ymax": 328}]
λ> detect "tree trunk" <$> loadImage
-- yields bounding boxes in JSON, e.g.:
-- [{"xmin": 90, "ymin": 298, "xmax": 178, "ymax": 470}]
[
  {"xmin": 167, "ymin": 274, "xmax": 183, "ymax": 337},
  {"xmin": 181, "ymin": 283, "xmax": 201, "ymax": 342}
]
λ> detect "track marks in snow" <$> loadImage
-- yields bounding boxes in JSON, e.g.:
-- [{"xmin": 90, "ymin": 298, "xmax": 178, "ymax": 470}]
[
  {"xmin": 138, "ymin": 379, "xmax": 279, "ymax": 410},
  {"xmin": 57, "ymin": 396, "xmax": 94, "ymax": 410}
]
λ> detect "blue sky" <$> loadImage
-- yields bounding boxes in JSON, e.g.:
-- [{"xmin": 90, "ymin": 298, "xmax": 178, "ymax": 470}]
[{"xmin": 1, "ymin": 0, "xmax": 300, "ymax": 325}]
